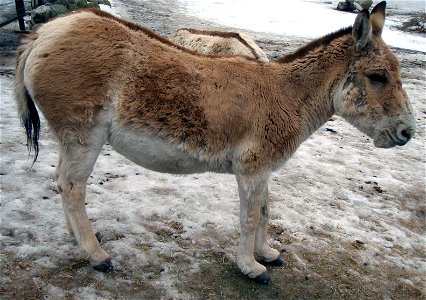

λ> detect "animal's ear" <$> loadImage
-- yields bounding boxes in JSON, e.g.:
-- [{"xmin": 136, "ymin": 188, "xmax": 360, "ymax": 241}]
[
  {"xmin": 352, "ymin": 9, "xmax": 372, "ymax": 50},
  {"xmin": 370, "ymin": 1, "xmax": 386, "ymax": 36}
]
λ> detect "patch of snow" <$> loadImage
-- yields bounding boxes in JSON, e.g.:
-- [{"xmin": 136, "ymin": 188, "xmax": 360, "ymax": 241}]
[{"xmin": 177, "ymin": 0, "xmax": 426, "ymax": 52}]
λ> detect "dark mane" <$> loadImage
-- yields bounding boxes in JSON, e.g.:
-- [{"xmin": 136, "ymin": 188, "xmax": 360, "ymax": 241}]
[
  {"xmin": 278, "ymin": 27, "xmax": 353, "ymax": 63},
  {"xmin": 83, "ymin": 9, "xmax": 259, "ymax": 61}
]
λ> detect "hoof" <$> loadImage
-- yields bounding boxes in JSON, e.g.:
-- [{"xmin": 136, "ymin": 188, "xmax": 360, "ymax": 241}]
[
  {"xmin": 262, "ymin": 256, "xmax": 284, "ymax": 267},
  {"xmin": 253, "ymin": 271, "xmax": 270, "ymax": 284},
  {"xmin": 93, "ymin": 259, "xmax": 113, "ymax": 272},
  {"xmin": 95, "ymin": 231, "xmax": 103, "ymax": 244}
]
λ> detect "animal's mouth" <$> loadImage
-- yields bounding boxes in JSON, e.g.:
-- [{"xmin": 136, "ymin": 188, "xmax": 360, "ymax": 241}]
[
  {"xmin": 374, "ymin": 129, "xmax": 406, "ymax": 148},
  {"xmin": 387, "ymin": 129, "xmax": 409, "ymax": 146}
]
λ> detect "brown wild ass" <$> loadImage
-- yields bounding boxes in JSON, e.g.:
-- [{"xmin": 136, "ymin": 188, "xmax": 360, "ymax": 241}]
[
  {"xmin": 14, "ymin": 2, "xmax": 415, "ymax": 284},
  {"xmin": 169, "ymin": 28, "xmax": 269, "ymax": 61}
]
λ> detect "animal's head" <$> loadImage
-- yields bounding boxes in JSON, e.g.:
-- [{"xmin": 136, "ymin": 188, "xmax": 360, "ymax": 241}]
[{"xmin": 334, "ymin": 1, "xmax": 416, "ymax": 148}]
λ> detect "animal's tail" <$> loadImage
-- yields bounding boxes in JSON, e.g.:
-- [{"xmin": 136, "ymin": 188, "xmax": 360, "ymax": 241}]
[{"xmin": 14, "ymin": 33, "xmax": 40, "ymax": 163}]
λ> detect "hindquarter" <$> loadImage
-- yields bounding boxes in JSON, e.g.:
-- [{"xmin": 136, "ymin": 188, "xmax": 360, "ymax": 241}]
[{"xmin": 22, "ymin": 12, "xmax": 129, "ymax": 142}]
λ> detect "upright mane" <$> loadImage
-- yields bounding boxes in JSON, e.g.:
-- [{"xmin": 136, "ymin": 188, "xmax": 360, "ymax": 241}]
[{"xmin": 278, "ymin": 27, "xmax": 353, "ymax": 63}]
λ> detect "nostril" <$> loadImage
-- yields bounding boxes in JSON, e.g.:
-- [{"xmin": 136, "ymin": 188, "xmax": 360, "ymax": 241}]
[
  {"xmin": 400, "ymin": 129, "xmax": 410, "ymax": 139},
  {"xmin": 397, "ymin": 125, "xmax": 414, "ymax": 141}
]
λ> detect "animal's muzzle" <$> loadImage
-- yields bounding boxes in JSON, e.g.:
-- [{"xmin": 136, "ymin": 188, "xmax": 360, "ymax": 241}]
[{"xmin": 395, "ymin": 122, "xmax": 415, "ymax": 145}]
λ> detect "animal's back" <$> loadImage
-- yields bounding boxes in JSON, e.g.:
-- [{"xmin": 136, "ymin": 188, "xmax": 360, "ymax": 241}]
[
  {"xmin": 15, "ymin": 10, "xmax": 260, "ymax": 156},
  {"xmin": 16, "ymin": 11, "xmax": 206, "ymax": 141}
]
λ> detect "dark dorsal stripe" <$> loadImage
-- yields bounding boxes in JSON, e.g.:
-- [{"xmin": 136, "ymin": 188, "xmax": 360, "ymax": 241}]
[
  {"xmin": 85, "ymin": 9, "xmax": 198, "ymax": 53},
  {"xmin": 278, "ymin": 27, "xmax": 353, "ymax": 63},
  {"xmin": 178, "ymin": 28, "xmax": 262, "ymax": 60},
  {"xmin": 85, "ymin": 9, "xmax": 352, "ymax": 64},
  {"xmin": 84, "ymin": 9, "xmax": 259, "ymax": 61}
]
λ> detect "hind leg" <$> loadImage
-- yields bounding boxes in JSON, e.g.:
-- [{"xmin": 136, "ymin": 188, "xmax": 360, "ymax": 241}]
[
  {"xmin": 55, "ymin": 154, "xmax": 75, "ymax": 238},
  {"xmin": 56, "ymin": 132, "xmax": 112, "ymax": 271},
  {"xmin": 56, "ymin": 152, "xmax": 103, "ymax": 243}
]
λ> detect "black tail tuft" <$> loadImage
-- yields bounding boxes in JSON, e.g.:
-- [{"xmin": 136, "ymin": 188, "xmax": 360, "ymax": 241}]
[{"xmin": 23, "ymin": 89, "xmax": 40, "ymax": 163}]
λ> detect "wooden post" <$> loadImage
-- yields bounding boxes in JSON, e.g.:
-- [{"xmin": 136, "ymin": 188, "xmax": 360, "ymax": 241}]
[{"xmin": 15, "ymin": 0, "xmax": 26, "ymax": 31}]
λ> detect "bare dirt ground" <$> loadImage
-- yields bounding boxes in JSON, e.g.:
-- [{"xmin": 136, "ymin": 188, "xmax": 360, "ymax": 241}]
[{"xmin": 0, "ymin": 0, "xmax": 425, "ymax": 299}]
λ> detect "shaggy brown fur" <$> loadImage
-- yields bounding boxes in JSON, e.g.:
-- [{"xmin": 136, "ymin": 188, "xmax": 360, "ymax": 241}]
[
  {"xmin": 89, "ymin": 9, "xmax": 260, "ymax": 61},
  {"xmin": 14, "ymin": 2, "xmax": 415, "ymax": 283}
]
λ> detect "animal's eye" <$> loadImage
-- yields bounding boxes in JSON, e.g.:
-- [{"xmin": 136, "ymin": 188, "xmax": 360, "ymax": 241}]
[{"xmin": 366, "ymin": 73, "xmax": 388, "ymax": 85}]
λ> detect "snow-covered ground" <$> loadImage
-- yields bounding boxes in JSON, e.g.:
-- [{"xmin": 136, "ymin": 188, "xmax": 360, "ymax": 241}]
[
  {"xmin": 1, "ymin": 0, "xmax": 425, "ymax": 298},
  {"xmin": 177, "ymin": 0, "xmax": 426, "ymax": 52}
]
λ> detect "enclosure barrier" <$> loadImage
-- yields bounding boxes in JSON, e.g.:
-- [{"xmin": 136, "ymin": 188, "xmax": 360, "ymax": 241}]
[{"xmin": 0, "ymin": 0, "xmax": 38, "ymax": 31}]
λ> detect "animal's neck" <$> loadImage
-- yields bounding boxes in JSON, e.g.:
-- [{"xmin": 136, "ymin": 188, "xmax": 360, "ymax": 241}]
[{"xmin": 272, "ymin": 35, "xmax": 353, "ymax": 146}]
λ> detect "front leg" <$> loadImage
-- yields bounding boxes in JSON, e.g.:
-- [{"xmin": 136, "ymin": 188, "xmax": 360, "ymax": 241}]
[
  {"xmin": 254, "ymin": 183, "xmax": 282, "ymax": 266},
  {"xmin": 235, "ymin": 173, "xmax": 271, "ymax": 284}
]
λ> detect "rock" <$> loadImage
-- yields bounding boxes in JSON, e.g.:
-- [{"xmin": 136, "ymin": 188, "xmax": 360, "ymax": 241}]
[
  {"xmin": 356, "ymin": 0, "xmax": 373, "ymax": 10},
  {"xmin": 31, "ymin": 5, "xmax": 53, "ymax": 23},
  {"xmin": 337, "ymin": 1, "xmax": 355, "ymax": 12},
  {"xmin": 31, "ymin": 4, "xmax": 68, "ymax": 23},
  {"xmin": 54, "ymin": 0, "xmax": 76, "ymax": 7},
  {"xmin": 49, "ymin": 4, "xmax": 68, "ymax": 16},
  {"xmin": 337, "ymin": 0, "xmax": 372, "ymax": 12},
  {"xmin": 30, "ymin": 0, "xmax": 111, "ymax": 24},
  {"xmin": 398, "ymin": 16, "xmax": 426, "ymax": 33},
  {"xmin": 75, "ymin": 0, "xmax": 100, "ymax": 8},
  {"xmin": 98, "ymin": 0, "xmax": 111, "ymax": 7}
]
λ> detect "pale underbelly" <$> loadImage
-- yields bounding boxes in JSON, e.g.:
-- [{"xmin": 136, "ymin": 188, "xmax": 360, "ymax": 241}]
[{"xmin": 107, "ymin": 128, "xmax": 233, "ymax": 174}]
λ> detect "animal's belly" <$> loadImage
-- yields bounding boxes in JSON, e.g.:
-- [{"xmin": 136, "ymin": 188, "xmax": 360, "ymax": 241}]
[{"xmin": 108, "ymin": 129, "xmax": 232, "ymax": 174}]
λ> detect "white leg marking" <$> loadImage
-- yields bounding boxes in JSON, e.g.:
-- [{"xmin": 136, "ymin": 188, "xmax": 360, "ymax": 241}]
[
  {"xmin": 254, "ymin": 184, "xmax": 280, "ymax": 262},
  {"xmin": 56, "ymin": 125, "xmax": 110, "ymax": 265},
  {"xmin": 235, "ymin": 173, "xmax": 269, "ymax": 278},
  {"xmin": 56, "ymin": 152, "xmax": 75, "ymax": 238}
]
